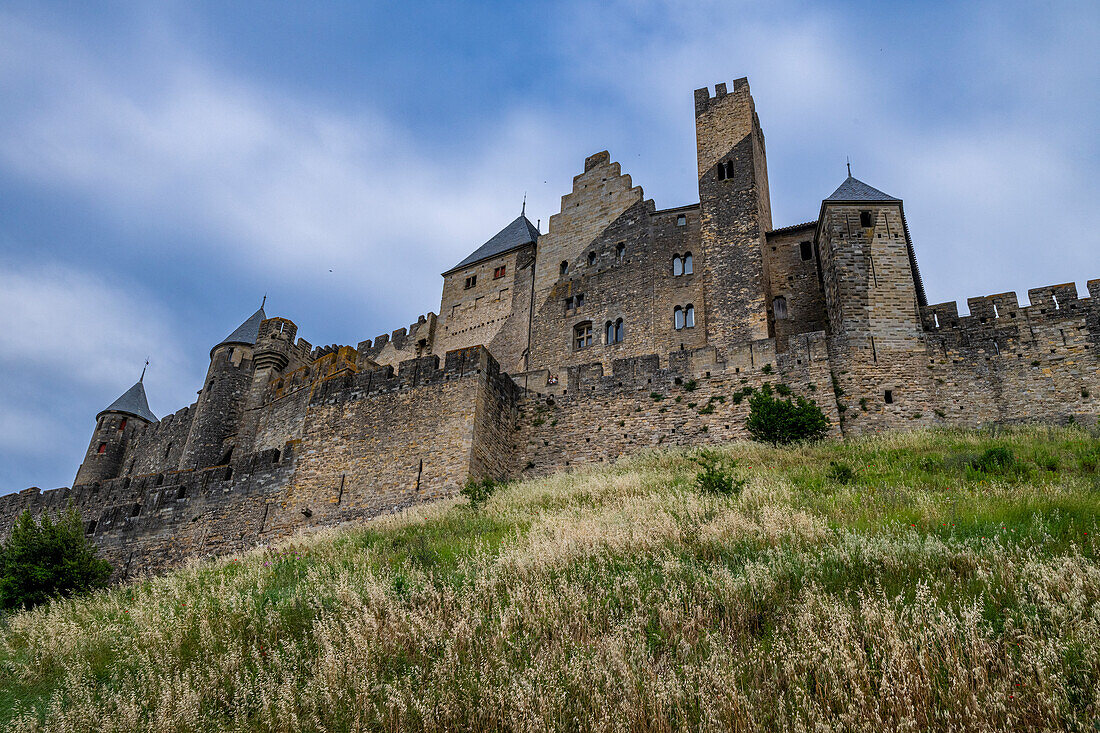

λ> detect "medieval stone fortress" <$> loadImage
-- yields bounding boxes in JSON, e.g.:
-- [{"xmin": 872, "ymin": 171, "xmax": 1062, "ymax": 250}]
[{"xmin": 3, "ymin": 78, "xmax": 1097, "ymax": 576}]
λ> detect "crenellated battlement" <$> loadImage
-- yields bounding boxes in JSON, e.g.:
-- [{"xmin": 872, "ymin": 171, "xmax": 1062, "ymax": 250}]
[{"xmin": 921, "ymin": 280, "xmax": 1098, "ymax": 337}]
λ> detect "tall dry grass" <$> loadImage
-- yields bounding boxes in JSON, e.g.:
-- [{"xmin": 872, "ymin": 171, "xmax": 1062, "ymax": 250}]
[{"xmin": 0, "ymin": 426, "xmax": 1097, "ymax": 731}]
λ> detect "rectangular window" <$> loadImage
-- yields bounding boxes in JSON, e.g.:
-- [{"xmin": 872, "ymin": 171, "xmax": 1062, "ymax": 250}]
[
  {"xmin": 97, "ymin": 443, "xmax": 107, "ymax": 454},
  {"xmin": 493, "ymin": 266, "xmax": 506, "ymax": 279},
  {"xmin": 884, "ymin": 389, "xmax": 894, "ymax": 404},
  {"xmin": 860, "ymin": 210, "xmax": 874, "ymax": 228},
  {"xmin": 799, "ymin": 241, "xmax": 813, "ymax": 261},
  {"xmin": 464, "ymin": 275, "xmax": 477, "ymax": 289},
  {"xmin": 676, "ymin": 214, "xmax": 686, "ymax": 226},
  {"xmin": 573, "ymin": 322, "xmax": 593, "ymax": 350}
]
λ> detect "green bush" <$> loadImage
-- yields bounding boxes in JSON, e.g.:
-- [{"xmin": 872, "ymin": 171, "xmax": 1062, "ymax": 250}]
[
  {"xmin": 826, "ymin": 461, "xmax": 856, "ymax": 484},
  {"xmin": 746, "ymin": 387, "xmax": 830, "ymax": 445},
  {"xmin": 0, "ymin": 507, "xmax": 111, "ymax": 612},
  {"xmin": 970, "ymin": 446, "xmax": 1015, "ymax": 474},
  {"xmin": 460, "ymin": 478, "xmax": 499, "ymax": 510},
  {"xmin": 692, "ymin": 450, "xmax": 746, "ymax": 496}
]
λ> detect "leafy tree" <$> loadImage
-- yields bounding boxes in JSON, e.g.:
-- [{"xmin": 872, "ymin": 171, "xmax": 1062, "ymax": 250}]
[
  {"xmin": 0, "ymin": 507, "xmax": 112, "ymax": 611},
  {"xmin": 746, "ymin": 385, "xmax": 830, "ymax": 445},
  {"xmin": 460, "ymin": 478, "xmax": 499, "ymax": 510}
]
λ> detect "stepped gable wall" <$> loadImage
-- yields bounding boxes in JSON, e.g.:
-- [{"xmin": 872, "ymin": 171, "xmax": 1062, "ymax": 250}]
[{"xmin": 515, "ymin": 332, "xmax": 838, "ymax": 477}]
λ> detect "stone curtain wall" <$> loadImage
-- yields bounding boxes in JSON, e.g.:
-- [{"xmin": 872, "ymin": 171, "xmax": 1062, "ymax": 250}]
[{"xmin": 516, "ymin": 333, "xmax": 839, "ymax": 477}]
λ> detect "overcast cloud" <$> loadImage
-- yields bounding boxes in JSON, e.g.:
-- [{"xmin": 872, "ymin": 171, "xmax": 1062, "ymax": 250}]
[{"xmin": 0, "ymin": 0, "xmax": 1096, "ymax": 492}]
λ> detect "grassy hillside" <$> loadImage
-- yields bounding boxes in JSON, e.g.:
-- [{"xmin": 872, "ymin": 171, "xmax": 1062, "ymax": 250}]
[{"xmin": 1, "ymin": 426, "xmax": 1099, "ymax": 731}]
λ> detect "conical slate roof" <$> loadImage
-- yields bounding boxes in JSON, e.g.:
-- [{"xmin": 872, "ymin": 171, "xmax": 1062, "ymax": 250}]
[
  {"xmin": 212, "ymin": 307, "xmax": 266, "ymax": 356},
  {"xmin": 825, "ymin": 176, "xmax": 900, "ymax": 203},
  {"xmin": 445, "ymin": 215, "xmax": 540, "ymax": 274},
  {"xmin": 97, "ymin": 380, "xmax": 157, "ymax": 423}
]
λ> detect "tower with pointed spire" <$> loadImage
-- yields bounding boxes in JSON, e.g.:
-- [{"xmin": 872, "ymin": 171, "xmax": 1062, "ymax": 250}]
[
  {"xmin": 73, "ymin": 372, "xmax": 158, "ymax": 486},
  {"xmin": 177, "ymin": 305, "xmax": 266, "ymax": 471}
]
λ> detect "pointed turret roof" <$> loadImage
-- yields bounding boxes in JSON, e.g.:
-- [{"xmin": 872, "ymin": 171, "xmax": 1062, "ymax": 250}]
[
  {"xmin": 444, "ymin": 214, "xmax": 540, "ymax": 274},
  {"xmin": 211, "ymin": 307, "xmax": 266, "ymax": 356},
  {"xmin": 825, "ymin": 176, "xmax": 900, "ymax": 203},
  {"xmin": 96, "ymin": 380, "xmax": 157, "ymax": 423}
]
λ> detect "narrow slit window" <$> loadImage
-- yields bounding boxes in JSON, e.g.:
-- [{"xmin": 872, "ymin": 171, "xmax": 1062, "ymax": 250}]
[
  {"xmin": 799, "ymin": 241, "xmax": 813, "ymax": 261},
  {"xmin": 118, "ymin": 418, "xmax": 127, "ymax": 431},
  {"xmin": 614, "ymin": 318, "xmax": 624, "ymax": 343},
  {"xmin": 605, "ymin": 321, "xmax": 614, "ymax": 344}
]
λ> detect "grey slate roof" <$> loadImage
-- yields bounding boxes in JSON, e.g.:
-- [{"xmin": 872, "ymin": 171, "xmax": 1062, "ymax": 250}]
[
  {"xmin": 825, "ymin": 176, "xmax": 899, "ymax": 202},
  {"xmin": 445, "ymin": 215, "xmax": 540, "ymax": 274},
  {"xmin": 97, "ymin": 380, "xmax": 157, "ymax": 423},
  {"xmin": 213, "ymin": 307, "xmax": 266, "ymax": 355}
]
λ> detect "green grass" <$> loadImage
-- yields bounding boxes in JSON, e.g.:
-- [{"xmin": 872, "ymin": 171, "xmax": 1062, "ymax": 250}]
[{"xmin": 0, "ymin": 425, "xmax": 1098, "ymax": 731}]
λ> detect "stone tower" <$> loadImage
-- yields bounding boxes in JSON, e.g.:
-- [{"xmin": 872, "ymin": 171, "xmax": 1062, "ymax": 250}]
[
  {"xmin": 73, "ymin": 377, "xmax": 157, "ymax": 486},
  {"xmin": 694, "ymin": 78, "xmax": 773, "ymax": 348},
  {"xmin": 177, "ymin": 307, "xmax": 265, "ymax": 470},
  {"xmin": 235, "ymin": 316, "xmax": 300, "ymax": 452},
  {"xmin": 817, "ymin": 176, "xmax": 931, "ymax": 430}
]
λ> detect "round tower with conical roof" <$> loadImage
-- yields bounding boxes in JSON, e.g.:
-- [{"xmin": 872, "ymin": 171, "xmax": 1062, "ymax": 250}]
[
  {"xmin": 74, "ymin": 376, "xmax": 158, "ymax": 486},
  {"xmin": 177, "ymin": 306, "xmax": 265, "ymax": 471}
]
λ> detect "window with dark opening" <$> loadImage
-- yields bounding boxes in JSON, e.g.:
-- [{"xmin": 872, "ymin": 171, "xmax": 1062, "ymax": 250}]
[
  {"xmin": 573, "ymin": 322, "xmax": 593, "ymax": 350},
  {"xmin": 884, "ymin": 389, "xmax": 894, "ymax": 404},
  {"xmin": 716, "ymin": 163, "xmax": 726, "ymax": 181},
  {"xmin": 615, "ymin": 243, "xmax": 625, "ymax": 261},
  {"xmin": 606, "ymin": 319, "xmax": 624, "ymax": 344},
  {"xmin": 493, "ymin": 265, "xmax": 506, "ymax": 279},
  {"xmin": 85, "ymin": 520, "xmax": 96, "ymax": 536},
  {"xmin": 464, "ymin": 275, "xmax": 477, "ymax": 289},
  {"xmin": 587, "ymin": 252, "xmax": 597, "ymax": 267},
  {"xmin": 118, "ymin": 418, "xmax": 127, "ymax": 431},
  {"xmin": 560, "ymin": 261, "xmax": 569, "ymax": 276},
  {"xmin": 860, "ymin": 210, "xmax": 873, "ymax": 228},
  {"xmin": 130, "ymin": 504, "xmax": 140, "ymax": 518},
  {"xmin": 97, "ymin": 443, "xmax": 107, "ymax": 454},
  {"xmin": 773, "ymin": 296, "xmax": 788, "ymax": 319},
  {"xmin": 164, "ymin": 443, "xmax": 172, "ymax": 460},
  {"xmin": 676, "ymin": 214, "xmax": 686, "ymax": 226},
  {"xmin": 799, "ymin": 241, "xmax": 813, "ymax": 261}
]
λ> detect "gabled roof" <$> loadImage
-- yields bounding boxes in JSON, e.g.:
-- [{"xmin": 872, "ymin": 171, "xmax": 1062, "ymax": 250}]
[
  {"xmin": 212, "ymin": 307, "xmax": 265, "ymax": 356},
  {"xmin": 444, "ymin": 215, "xmax": 540, "ymax": 275},
  {"xmin": 825, "ymin": 176, "xmax": 900, "ymax": 203},
  {"xmin": 97, "ymin": 380, "xmax": 157, "ymax": 423}
]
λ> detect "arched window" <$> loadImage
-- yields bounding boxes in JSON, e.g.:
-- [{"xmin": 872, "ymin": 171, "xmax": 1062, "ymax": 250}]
[
  {"xmin": 587, "ymin": 252, "xmax": 597, "ymax": 266},
  {"xmin": 773, "ymin": 296, "xmax": 788, "ymax": 319},
  {"xmin": 685, "ymin": 304, "xmax": 695, "ymax": 328},
  {"xmin": 673, "ymin": 255, "xmax": 683, "ymax": 276},
  {"xmin": 683, "ymin": 252, "xmax": 693, "ymax": 274},
  {"xmin": 573, "ymin": 321, "xmax": 593, "ymax": 350},
  {"xmin": 674, "ymin": 306, "xmax": 685, "ymax": 330},
  {"xmin": 560, "ymin": 261, "xmax": 569, "ymax": 276},
  {"xmin": 606, "ymin": 319, "xmax": 624, "ymax": 344},
  {"xmin": 615, "ymin": 318, "xmax": 624, "ymax": 343},
  {"xmin": 605, "ymin": 321, "xmax": 614, "ymax": 344}
]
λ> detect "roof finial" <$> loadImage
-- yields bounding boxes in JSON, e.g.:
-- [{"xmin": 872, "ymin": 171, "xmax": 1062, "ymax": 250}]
[
  {"xmin": 521, "ymin": 192, "xmax": 526, "ymax": 217},
  {"xmin": 261, "ymin": 293, "xmax": 267, "ymax": 310},
  {"xmin": 140, "ymin": 358, "xmax": 149, "ymax": 383},
  {"xmin": 846, "ymin": 156, "xmax": 852, "ymax": 177}
]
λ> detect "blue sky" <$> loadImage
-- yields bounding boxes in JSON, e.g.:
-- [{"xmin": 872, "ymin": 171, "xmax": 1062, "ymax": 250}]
[{"xmin": 1, "ymin": 0, "xmax": 1097, "ymax": 492}]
